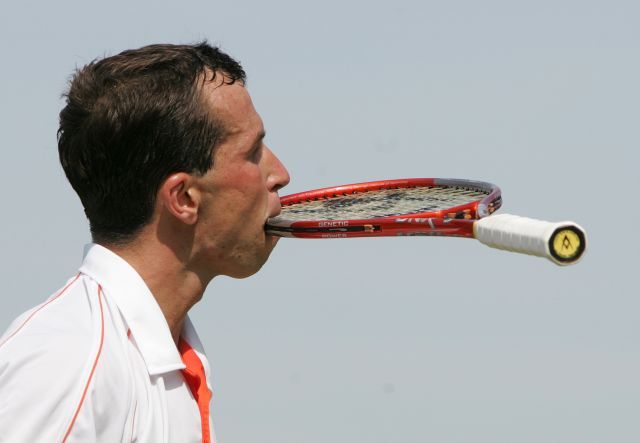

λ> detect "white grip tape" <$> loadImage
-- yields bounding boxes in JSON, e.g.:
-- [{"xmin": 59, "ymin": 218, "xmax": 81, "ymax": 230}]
[{"xmin": 473, "ymin": 214, "xmax": 586, "ymax": 265}]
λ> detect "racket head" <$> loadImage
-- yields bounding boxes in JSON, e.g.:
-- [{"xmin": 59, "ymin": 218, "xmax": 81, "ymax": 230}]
[{"xmin": 266, "ymin": 178, "xmax": 502, "ymax": 238}]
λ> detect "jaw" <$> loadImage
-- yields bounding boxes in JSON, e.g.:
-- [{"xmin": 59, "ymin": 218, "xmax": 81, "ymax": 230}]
[{"xmin": 199, "ymin": 228, "xmax": 280, "ymax": 280}]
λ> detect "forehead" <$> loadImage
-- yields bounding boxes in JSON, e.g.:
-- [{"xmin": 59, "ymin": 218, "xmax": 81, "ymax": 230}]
[{"xmin": 200, "ymin": 78, "xmax": 262, "ymax": 139}]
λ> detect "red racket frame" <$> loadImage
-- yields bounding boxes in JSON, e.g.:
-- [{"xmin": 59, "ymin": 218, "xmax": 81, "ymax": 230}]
[{"xmin": 266, "ymin": 178, "xmax": 503, "ymax": 239}]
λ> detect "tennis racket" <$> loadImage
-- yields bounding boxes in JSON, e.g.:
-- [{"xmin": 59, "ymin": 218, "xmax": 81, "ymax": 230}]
[{"xmin": 265, "ymin": 178, "xmax": 587, "ymax": 266}]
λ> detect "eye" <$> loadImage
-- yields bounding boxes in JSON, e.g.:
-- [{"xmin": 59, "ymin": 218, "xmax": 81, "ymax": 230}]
[{"xmin": 250, "ymin": 142, "xmax": 263, "ymax": 163}]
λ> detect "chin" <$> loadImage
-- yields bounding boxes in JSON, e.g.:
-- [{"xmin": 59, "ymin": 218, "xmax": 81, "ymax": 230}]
[
  {"xmin": 227, "ymin": 248, "xmax": 275, "ymax": 279},
  {"xmin": 227, "ymin": 262, "xmax": 266, "ymax": 279},
  {"xmin": 217, "ymin": 232, "xmax": 280, "ymax": 279}
]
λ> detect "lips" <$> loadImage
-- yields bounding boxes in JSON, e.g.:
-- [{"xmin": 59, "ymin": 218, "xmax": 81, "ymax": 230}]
[
  {"xmin": 264, "ymin": 207, "xmax": 280, "ymax": 229},
  {"xmin": 267, "ymin": 205, "xmax": 282, "ymax": 220}
]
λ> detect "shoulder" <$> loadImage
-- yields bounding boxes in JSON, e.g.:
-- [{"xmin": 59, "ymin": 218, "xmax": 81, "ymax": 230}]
[
  {"xmin": 0, "ymin": 274, "xmax": 134, "ymax": 441},
  {"xmin": 1, "ymin": 274, "xmax": 93, "ymax": 364}
]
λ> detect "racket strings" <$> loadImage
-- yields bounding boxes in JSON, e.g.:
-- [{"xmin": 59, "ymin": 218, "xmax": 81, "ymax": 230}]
[{"xmin": 277, "ymin": 186, "xmax": 489, "ymax": 221}]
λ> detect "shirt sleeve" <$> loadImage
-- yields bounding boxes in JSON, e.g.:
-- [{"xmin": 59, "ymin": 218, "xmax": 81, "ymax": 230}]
[
  {"xmin": 0, "ymin": 328, "xmax": 98, "ymax": 441},
  {"xmin": 0, "ymin": 279, "xmax": 124, "ymax": 442}
]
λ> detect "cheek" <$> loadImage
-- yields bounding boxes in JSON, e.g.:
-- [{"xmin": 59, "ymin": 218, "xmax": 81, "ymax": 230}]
[
  {"xmin": 213, "ymin": 167, "xmax": 268, "ymax": 222},
  {"xmin": 232, "ymin": 167, "xmax": 267, "ymax": 203}
]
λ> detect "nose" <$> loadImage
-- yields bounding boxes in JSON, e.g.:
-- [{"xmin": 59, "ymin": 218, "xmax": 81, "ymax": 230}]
[{"xmin": 265, "ymin": 145, "xmax": 290, "ymax": 193}]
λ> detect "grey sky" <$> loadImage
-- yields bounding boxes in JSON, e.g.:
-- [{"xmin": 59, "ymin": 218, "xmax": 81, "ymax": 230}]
[{"xmin": 1, "ymin": 1, "xmax": 638, "ymax": 442}]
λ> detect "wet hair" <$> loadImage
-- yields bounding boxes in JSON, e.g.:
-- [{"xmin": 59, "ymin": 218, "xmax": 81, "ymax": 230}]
[{"xmin": 58, "ymin": 42, "xmax": 246, "ymax": 244}]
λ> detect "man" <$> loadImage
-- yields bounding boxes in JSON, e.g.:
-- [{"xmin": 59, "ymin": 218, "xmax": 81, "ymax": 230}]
[{"xmin": 0, "ymin": 42, "xmax": 290, "ymax": 442}]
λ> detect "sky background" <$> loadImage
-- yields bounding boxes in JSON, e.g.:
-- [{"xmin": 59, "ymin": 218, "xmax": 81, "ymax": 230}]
[{"xmin": 1, "ymin": 1, "xmax": 638, "ymax": 442}]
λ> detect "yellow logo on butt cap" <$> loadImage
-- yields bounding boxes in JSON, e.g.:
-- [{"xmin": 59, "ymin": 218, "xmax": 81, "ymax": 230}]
[{"xmin": 552, "ymin": 229, "xmax": 582, "ymax": 259}]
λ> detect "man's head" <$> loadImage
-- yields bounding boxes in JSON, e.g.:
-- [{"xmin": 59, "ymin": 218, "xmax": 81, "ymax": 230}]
[{"xmin": 58, "ymin": 42, "xmax": 290, "ymax": 278}]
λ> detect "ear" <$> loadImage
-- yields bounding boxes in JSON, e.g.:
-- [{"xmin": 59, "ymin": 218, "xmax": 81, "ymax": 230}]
[{"xmin": 157, "ymin": 173, "xmax": 200, "ymax": 225}]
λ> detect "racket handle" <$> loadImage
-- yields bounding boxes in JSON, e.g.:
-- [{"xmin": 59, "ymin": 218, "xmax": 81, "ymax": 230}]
[{"xmin": 474, "ymin": 214, "xmax": 587, "ymax": 266}]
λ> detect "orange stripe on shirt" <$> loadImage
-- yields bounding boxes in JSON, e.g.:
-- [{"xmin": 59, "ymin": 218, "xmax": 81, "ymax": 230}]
[
  {"xmin": 62, "ymin": 285, "xmax": 105, "ymax": 443},
  {"xmin": 178, "ymin": 338, "xmax": 212, "ymax": 443},
  {"xmin": 0, "ymin": 274, "xmax": 81, "ymax": 350}
]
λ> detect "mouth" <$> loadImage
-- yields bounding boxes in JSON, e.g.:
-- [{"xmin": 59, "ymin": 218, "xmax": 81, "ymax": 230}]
[
  {"xmin": 268, "ymin": 205, "xmax": 282, "ymax": 219},
  {"xmin": 264, "ymin": 198, "xmax": 283, "ymax": 235},
  {"xmin": 265, "ymin": 204, "xmax": 282, "ymax": 223},
  {"xmin": 264, "ymin": 225, "xmax": 281, "ymax": 244},
  {"xmin": 264, "ymin": 209, "xmax": 281, "ymax": 234}
]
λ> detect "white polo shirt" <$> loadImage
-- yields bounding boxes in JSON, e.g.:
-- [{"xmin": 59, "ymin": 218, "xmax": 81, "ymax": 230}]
[{"xmin": 0, "ymin": 244, "xmax": 216, "ymax": 442}]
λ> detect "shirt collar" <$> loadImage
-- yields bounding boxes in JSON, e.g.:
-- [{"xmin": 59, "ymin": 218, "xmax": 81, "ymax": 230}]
[{"xmin": 79, "ymin": 243, "xmax": 186, "ymax": 375}]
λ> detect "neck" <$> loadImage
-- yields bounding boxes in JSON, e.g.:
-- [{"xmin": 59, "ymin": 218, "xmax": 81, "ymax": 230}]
[{"xmin": 106, "ymin": 233, "xmax": 208, "ymax": 345}]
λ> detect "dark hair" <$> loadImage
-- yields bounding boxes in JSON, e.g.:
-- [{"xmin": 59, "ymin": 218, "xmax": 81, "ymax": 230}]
[{"xmin": 58, "ymin": 42, "xmax": 246, "ymax": 244}]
